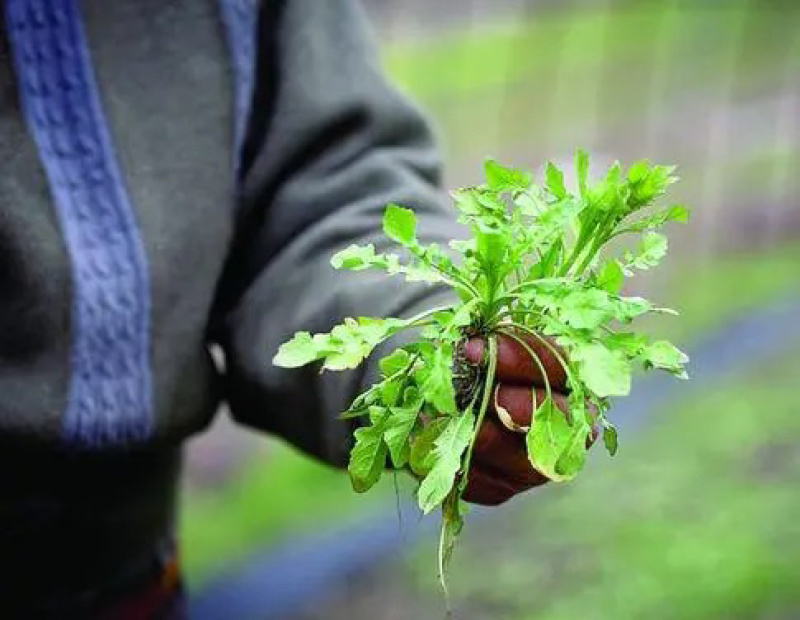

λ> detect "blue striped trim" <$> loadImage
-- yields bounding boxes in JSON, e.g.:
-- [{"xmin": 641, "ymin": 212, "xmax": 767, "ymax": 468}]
[
  {"xmin": 218, "ymin": 0, "xmax": 257, "ymax": 169},
  {"xmin": 5, "ymin": 0, "xmax": 154, "ymax": 447}
]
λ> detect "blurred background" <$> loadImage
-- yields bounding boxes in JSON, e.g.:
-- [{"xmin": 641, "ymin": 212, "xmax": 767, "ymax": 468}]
[{"xmin": 183, "ymin": 1, "xmax": 800, "ymax": 618}]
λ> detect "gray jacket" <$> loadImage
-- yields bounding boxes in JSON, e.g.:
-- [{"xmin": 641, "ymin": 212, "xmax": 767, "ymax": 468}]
[{"xmin": 0, "ymin": 0, "xmax": 452, "ymax": 600}]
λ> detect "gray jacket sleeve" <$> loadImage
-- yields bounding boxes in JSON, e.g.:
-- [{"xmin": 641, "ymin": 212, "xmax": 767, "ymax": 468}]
[{"xmin": 212, "ymin": 0, "xmax": 458, "ymax": 465}]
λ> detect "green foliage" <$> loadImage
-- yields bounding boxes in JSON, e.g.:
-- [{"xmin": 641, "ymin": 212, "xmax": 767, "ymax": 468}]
[
  {"xmin": 417, "ymin": 411, "xmax": 476, "ymax": 514},
  {"xmin": 273, "ymin": 151, "xmax": 689, "ymax": 589},
  {"xmin": 183, "ymin": 242, "xmax": 800, "ymax": 587},
  {"xmin": 402, "ymin": 352, "xmax": 800, "ymax": 620},
  {"xmin": 525, "ymin": 395, "xmax": 575, "ymax": 480}
]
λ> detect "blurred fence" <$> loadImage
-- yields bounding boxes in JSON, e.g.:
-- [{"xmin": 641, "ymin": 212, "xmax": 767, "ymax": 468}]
[{"xmin": 365, "ymin": 0, "xmax": 800, "ymax": 256}]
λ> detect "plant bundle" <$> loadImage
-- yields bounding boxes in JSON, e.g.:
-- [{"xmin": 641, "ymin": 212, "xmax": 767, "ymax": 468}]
[{"xmin": 274, "ymin": 150, "xmax": 689, "ymax": 589}]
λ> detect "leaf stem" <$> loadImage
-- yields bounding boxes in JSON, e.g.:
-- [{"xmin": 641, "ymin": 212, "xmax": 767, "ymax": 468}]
[
  {"xmin": 437, "ymin": 377, "xmax": 485, "ymax": 609},
  {"xmin": 437, "ymin": 494, "xmax": 453, "ymax": 609},
  {"xmin": 407, "ymin": 245, "xmax": 482, "ymax": 300},
  {"xmin": 503, "ymin": 277, "xmax": 569, "ymax": 298},
  {"xmin": 404, "ymin": 304, "xmax": 457, "ymax": 327},
  {"xmin": 497, "ymin": 329, "xmax": 552, "ymax": 406},
  {"xmin": 572, "ymin": 232, "xmax": 610, "ymax": 276},
  {"xmin": 444, "ymin": 275, "xmax": 482, "ymax": 300},
  {"xmin": 459, "ymin": 335, "xmax": 498, "ymax": 492},
  {"xmin": 506, "ymin": 322, "xmax": 577, "ymax": 388},
  {"xmin": 558, "ymin": 228, "xmax": 592, "ymax": 276}
]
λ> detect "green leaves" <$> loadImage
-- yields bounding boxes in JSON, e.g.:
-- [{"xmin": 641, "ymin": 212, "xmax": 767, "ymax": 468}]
[
  {"xmin": 545, "ymin": 161, "xmax": 567, "ymax": 199},
  {"xmin": 383, "ymin": 204, "xmax": 417, "ymax": 245},
  {"xmin": 627, "ymin": 161, "xmax": 678, "ymax": 208},
  {"xmin": 417, "ymin": 410, "xmax": 475, "ymax": 513},
  {"xmin": 643, "ymin": 340, "xmax": 690, "ymax": 378},
  {"xmin": 625, "ymin": 232, "xmax": 668, "ymax": 271},
  {"xmin": 595, "ymin": 260, "xmax": 624, "ymax": 294},
  {"xmin": 379, "ymin": 349, "xmax": 411, "ymax": 377},
  {"xmin": 558, "ymin": 289, "xmax": 613, "ymax": 330},
  {"xmin": 526, "ymin": 395, "xmax": 591, "ymax": 481},
  {"xmin": 271, "ymin": 332, "xmax": 318, "ymax": 368},
  {"xmin": 484, "ymin": 159, "xmax": 532, "ymax": 192},
  {"xmin": 348, "ymin": 384, "xmax": 425, "ymax": 490},
  {"xmin": 330, "ymin": 243, "xmax": 389, "ymax": 271},
  {"xmin": 274, "ymin": 317, "xmax": 411, "ymax": 371},
  {"xmin": 602, "ymin": 422, "xmax": 619, "ymax": 456},
  {"xmin": 418, "ymin": 344, "xmax": 459, "ymax": 415},
  {"xmin": 384, "ymin": 387, "xmax": 424, "ymax": 467},
  {"xmin": 348, "ymin": 407, "xmax": 390, "ymax": 492},
  {"xmin": 573, "ymin": 343, "xmax": 632, "ymax": 397},
  {"xmin": 275, "ymin": 150, "xmax": 690, "ymax": 585},
  {"xmin": 622, "ymin": 204, "xmax": 689, "ymax": 234},
  {"xmin": 409, "ymin": 417, "xmax": 449, "ymax": 478}
]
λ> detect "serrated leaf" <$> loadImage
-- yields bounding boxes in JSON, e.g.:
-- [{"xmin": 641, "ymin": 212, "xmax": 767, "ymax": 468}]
[
  {"xmin": 484, "ymin": 159, "xmax": 532, "ymax": 191},
  {"xmin": 383, "ymin": 204, "xmax": 416, "ymax": 245},
  {"xmin": 667, "ymin": 204, "xmax": 689, "ymax": 223},
  {"xmin": 417, "ymin": 411, "xmax": 475, "ymax": 513},
  {"xmin": 383, "ymin": 387, "xmax": 423, "ymax": 468},
  {"xmin": 596, "ymin": 260, "xmax": 624, "ymax": 294},
  {"xmin": 627, "ymin": 163, "xmax": 678, "ymax": 208},
  {"xmin": 450, "ymin": 188, "xmax": 482, "ymax": 217},
  {"xmin": 279, "ymin": 316, "xmax": 412, "ymax": 373},
  {"xmin": 384, "ymin": 412, "xmax": 419, "ymax": 468},
  {"xmin": 409, "ymin": 417, "xmax": 449, "ymax": 478},
  {"xmin": 380, "ymin": 378, "xmax": 403, "ymax": 407},
  {"xmin": 624, "ymin": 204, "xmax": 689, "ymax": 233},
  {"xmin": 545, "ymin": 161, "xmax": 567, "ymax": 199},
  {"xmin": 555, "ymin": 424, "xmax": 591, "ymax": 477},
  {"xmin": 526, "ymin": 395, "xmax": 574, "ymax": 481},
  {"xmin": 629, "ymin": 232, "xmax": 668, "ymax": 270},
  {"xmin": 419, "ymin": 345, "xmax": 458, "ymax": 415},
  {"xmin": 558, "ymin": 289, "xmax": 613, "ymax": 330},
  {"xmin": 379, "ymin": 349, "xmax": 411, "ymax": 377},
  {"xmin": 603, "ymin": 332, "xmax": 647, "ymax": 357},
  {"xmin": 573, "ymin": 343, "xmax": 632, "ymax": 397},
  {"xmin": 448, "ymin": 297, "xmax": 480, "ymax": 331},
  {"xmin": 627, "ymin": 159, "xmax": 650, "ymax": 184},
  {"xmin": 341, "ymin": 384, "xmax": 382, "ymax": 419},
  {"xmin": 348, "ymin": 409, "xmax": 390, "ymax": 492},
  {"xmin": 330, "ymin": 243, "xmax": 388, "ymax": 271},
  {"xmin": 643, "ymin": 340, "xmax": 689, "ymax": 372},
  {"xmin": 602, "ymin": 423, "xmax": 619, "ymax": 456},
  {"xmin": 613, "ymin": 296, "xmax": 652, "ymax": 322},
  {"xmin": 273, "ymin": 332, "xmax": 320, "ymax": 368}
]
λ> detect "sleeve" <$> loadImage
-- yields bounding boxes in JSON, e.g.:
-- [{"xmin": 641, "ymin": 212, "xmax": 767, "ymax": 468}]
[{"xmin": 209, "ymin": 0, "xmax": 459, "ymax": 466}]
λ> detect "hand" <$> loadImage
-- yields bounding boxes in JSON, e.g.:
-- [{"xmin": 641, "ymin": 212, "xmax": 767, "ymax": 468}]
[{"xmin": 460, "ymin": 332, "xmax": 586, "ymax": 506}]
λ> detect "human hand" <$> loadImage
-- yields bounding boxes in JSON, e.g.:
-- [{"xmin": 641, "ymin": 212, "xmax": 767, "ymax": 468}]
[{"xmin": 460, "ymin": 332, "xmax": 594, "ymax": 505}]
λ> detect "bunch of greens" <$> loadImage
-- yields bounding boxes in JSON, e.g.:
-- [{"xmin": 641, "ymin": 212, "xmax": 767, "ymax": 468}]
[{"xmin": 274, "ymin": 150, "xmax": 689, "ymax": 590}]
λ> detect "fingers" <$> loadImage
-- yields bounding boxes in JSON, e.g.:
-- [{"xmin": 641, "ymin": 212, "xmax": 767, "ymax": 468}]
[
  {"xmin": 491, "ymin": 384, "xmax": 599, "ymax": 444},
  {"xmin": 492, "ymin": 384, "xmax": 568, "ymax": 430},
  {"xmin": 463, "ymin": 332, "xmax": 568, "ymax": 390},
  {"xmin": 472, "ymin": 415, "xmax": 549, "ymax": 487},
  {"xmin": 465, "ymin": 387, "xmax": 596, "ymax": 505},
  {"xmin": 462, "ymin": 464, "xmax": 519, "ymax": 505},
  {"xmin": 463, "ymin": 420, "xmax": 598, "ymax": 504}
]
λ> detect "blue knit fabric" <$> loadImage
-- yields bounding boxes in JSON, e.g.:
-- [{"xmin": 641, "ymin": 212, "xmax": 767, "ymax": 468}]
[
  {"xmin": 5, "ymin": 0, "xmax": 153, "ymax": 447},
  {"xmin": 219, "ymin": 0, "xmax": 257, "ymax": 169}
]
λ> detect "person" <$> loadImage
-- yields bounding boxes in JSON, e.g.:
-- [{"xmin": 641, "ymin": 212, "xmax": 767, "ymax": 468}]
[{"xmin": 0, "ymin": 0, "xmax": 576, "ymax": 616}]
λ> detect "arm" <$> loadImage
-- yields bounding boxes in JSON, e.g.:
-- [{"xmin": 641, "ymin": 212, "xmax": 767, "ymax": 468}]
[{"xmin": 210, "ymin": 0, "xmax": 455, "ymax": 465}]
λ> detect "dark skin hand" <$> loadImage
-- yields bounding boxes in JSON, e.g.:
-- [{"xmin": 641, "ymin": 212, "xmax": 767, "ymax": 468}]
[{"xmin": 461, "ymin": 332, "xmax": 588, "ymax": 506}]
